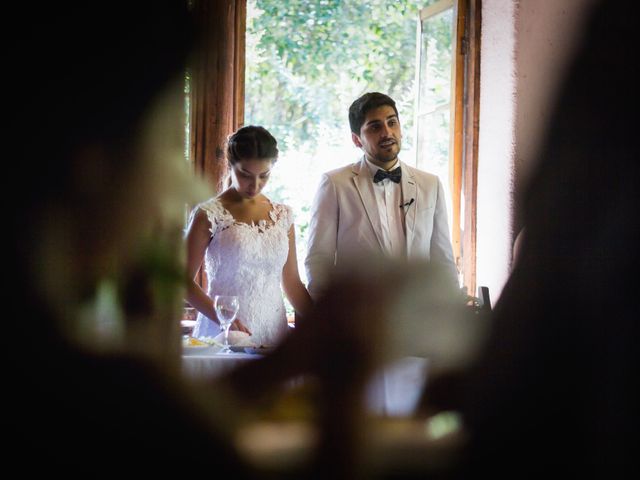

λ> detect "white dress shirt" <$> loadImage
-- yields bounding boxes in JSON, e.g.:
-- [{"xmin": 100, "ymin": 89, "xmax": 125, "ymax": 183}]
[{"xmin": 364, "ymin": 157, "xmax": 407, "ymax": 258}]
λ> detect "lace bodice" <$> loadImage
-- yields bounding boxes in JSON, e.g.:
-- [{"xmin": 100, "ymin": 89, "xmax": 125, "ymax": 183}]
[{"xmin": 191, "ymin": 197, "xmax": 293, "ymax": 346}]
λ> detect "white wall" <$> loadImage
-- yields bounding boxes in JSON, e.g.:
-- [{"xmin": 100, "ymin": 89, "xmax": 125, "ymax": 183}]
[
  {"xmin": 475, "ymin": 0, "xmax": 517, "ymax": 302},
  {"xmin": 475, "ymin": 0, "xmax": 595, "ymax": 302}
]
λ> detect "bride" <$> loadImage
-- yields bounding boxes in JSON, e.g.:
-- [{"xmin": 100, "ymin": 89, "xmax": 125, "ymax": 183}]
[{"xmin": 185, "ymin": 125, "xmax": 312, "ymax": 346}]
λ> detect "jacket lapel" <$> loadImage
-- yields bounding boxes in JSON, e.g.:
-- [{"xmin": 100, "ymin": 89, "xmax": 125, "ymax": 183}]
[
  {"xmin": 352, "ymin": 158, "xmax": 385, "ymax": 251},
  {"xmin": 401, "ymin": 161, "xmax": 417, "ymax": 256}
]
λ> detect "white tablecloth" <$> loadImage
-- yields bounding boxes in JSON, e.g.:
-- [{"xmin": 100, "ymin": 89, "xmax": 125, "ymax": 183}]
[
  {"xmin": 182, "ymin": 349, "xmax": 429, "ymax": 417},
  {"xmin": 182, "ymin": 351, "xmax": 257, "ymax": 378}
]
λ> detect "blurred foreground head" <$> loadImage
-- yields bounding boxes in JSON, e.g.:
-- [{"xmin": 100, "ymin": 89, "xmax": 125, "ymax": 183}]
[
  {"xmin": 10, "ymin": 2, "xmax": 202, "ymax": 348},
  {"xmin": 308, "ymin": 256, "xmax": 488, "ymax": 376},
  {"xmin": 459, "ymin": 0, "xmax": 638, "ymax": 476}
]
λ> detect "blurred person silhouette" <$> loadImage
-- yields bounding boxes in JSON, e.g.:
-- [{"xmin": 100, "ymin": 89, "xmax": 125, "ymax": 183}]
[
  {"xmin": 5, "ymin": 1, "xmax": 258, "ymax": 475},
  {"xmin": 224, "ymin": 257, "xmax": 476, "ymax": 479},
  {"xmin": 420, "ymin": 0, "xmax": 638, "ymax": 477},
  {"xmin": 184, "ymin": 125, "xmax": 311, "ymax": 344}
]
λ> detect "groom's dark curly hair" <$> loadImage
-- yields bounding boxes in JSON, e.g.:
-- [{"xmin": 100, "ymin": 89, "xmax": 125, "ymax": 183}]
[{"xmin": 348, "ymin": 92, "xmax": 399, "ymax": 135}]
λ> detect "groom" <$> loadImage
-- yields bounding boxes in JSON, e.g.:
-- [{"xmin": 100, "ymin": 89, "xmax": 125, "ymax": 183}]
[{"xmin": 305, "ymin": 92, "xmax": 459, "ymax": 298}]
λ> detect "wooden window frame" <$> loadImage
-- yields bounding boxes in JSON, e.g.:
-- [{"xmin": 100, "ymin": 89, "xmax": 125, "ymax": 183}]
[{"xmin": 458, "ymin": 0, "xmax": 481, "ymax": 297}]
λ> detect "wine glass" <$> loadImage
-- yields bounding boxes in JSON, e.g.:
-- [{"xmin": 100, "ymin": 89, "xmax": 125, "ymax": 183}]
[{"xmin": 214, "ymin": 295, "xmax": 239, "ymax": 354}]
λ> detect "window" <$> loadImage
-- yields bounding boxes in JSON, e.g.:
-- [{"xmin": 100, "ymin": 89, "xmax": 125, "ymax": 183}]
[{"xmin": 188, "ymin": 0, "xmax": 481, "ymax": 305}]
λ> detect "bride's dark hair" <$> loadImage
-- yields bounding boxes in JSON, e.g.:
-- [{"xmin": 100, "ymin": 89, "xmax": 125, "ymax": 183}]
[{"xmin": 226, "ymin": 125, "xmax": 279, "ymax": 165}]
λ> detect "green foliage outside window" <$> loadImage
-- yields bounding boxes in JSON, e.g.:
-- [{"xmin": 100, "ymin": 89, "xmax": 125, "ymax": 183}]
[{"xmin": 246, "ymin": 0, "xmax": 428, "ymax": 155}]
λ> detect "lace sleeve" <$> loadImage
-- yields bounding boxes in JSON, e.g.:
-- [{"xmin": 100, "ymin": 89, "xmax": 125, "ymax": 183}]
[
  {"xmin": 277, "ymin": 203, "xmax": 295, "ymax": 232},
  {"xmin": 197, "ymin": 198, "xmax": 231, "ymax": 235}
]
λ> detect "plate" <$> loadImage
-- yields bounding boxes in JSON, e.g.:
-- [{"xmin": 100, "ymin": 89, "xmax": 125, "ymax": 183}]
[
  {"xmin": 182, "ymin": 344, "xmax": 215, "ymax": 355},
  {"xmin": 183, "ymin": 336, "xmax": 210, "ymax": 346},
  {"xmin": 244, "ymin": 346, "xmax": 277, "ymax": 355},
  {"xmin": 182, "ymin": 336, "xmax": 216, "ymax": 354}
]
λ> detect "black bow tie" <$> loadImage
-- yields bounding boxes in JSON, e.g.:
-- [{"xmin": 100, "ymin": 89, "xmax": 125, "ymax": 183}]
[{"xmin": 373, "ymin": 166, "xmax": 402, "ymax": 184}]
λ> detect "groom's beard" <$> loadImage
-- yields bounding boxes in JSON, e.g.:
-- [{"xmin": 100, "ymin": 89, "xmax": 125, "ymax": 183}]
[
  {"xmin": 371, "ymin": 140, "xmax": 401, "ymax": 166},
  {"xmin": 374, "ymin": 152, "xmax": 399, "ymax": 166}
]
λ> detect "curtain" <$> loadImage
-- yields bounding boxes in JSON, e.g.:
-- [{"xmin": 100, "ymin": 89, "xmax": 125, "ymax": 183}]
[{"xmin": 190, "ymin": 0, "xmax": 246, "ymax": 192}]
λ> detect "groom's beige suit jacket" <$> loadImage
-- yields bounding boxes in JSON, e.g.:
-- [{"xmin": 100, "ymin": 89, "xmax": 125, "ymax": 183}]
[{"xmin": 305, "ymin": 157, "xmax": 458, "ymax": 298}]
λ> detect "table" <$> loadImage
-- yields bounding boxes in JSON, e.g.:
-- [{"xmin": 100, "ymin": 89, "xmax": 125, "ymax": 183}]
[
  {"xmin": 182, "ymin": 347, "xmax": 259, "ymax": 378},
  {"xmin": 182, "ymin": 348, "xmax": 429, "ymax": 417}
]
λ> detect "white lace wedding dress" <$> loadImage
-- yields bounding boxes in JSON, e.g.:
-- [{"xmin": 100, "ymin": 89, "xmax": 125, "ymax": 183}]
[{"xmin": 191, "ymin": 197, "xmax": 292, "ymax": 346}]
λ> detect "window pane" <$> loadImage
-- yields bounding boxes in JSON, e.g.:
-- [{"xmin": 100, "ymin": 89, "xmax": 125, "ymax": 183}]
[
  {"xmin": 417, "ymin": 109, "xmax": 452, "ymax": 213},
  {"xmin": 418, "ymin": 8, "xmax": 454, "ymax": 115},
  {"xmin": 416, "ymin": 5, "xmax": 455, "ymax": 232}
]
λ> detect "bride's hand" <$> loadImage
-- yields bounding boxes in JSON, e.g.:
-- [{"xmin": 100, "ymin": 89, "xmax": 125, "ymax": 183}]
[{"xmin": 230, "ymin": 319, "xmax": 251, "ymax": 335}]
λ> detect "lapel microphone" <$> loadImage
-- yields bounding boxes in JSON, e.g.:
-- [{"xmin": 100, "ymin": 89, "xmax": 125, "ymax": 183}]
[{"xmin": 399, "ymin": 198, "xmax": 415, "ymax": 209}]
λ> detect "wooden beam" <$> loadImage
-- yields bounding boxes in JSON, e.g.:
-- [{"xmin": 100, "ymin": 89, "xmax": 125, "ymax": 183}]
[
  {"xmin": 461, "ymin": 0, "xmax": 481, "ymax": 296},
  {"xmin": 451, "ymin": 0, "xmax": 466, "ymax": 273},
  {"xmin": 190, "ymin": 0, "xmax": 246, "ymax": 192}
]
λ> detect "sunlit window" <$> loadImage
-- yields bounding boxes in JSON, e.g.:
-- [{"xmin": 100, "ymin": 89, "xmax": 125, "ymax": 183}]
[
  {"xmin": 244, "ymin": 0, "xmax": 480, "ymax": 299},
  {"xmin": 416, "ymin": 1, "xmax": 455, "ymax": 233}
]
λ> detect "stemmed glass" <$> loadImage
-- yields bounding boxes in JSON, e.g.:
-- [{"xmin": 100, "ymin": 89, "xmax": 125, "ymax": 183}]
[{"xmin": 214, "ymin": 295, "xmax": 240, "ymax": 354}]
